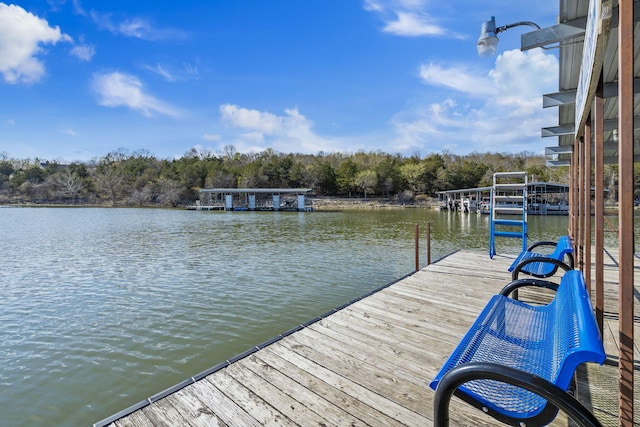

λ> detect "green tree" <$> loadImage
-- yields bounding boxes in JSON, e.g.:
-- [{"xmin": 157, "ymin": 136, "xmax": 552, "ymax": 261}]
[
  {"xmin": 400, "ymin": 162, "xmax": 424, "ymax": 193},
  {"xmin": 336, "ymin": 159, "xmax": 359, "ymax": 196},
  {"xmin": 354, "ymin": 169, "xmax": 377, "ymax": 198}
]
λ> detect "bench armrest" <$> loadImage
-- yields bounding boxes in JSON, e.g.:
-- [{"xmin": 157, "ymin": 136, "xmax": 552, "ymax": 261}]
[
  {"xmin": 500, "ymin": 278, "xmax": 559, "ymax": 298},
  {"xmin": 512, "ymin": 257, "xmax": 572, "ymax": 281},
  {"xmin": 526, "ymin": 240, "xmax": 558, "ymax": 251},
  {"xmin": 433, "ymin": 362, "xmax": 603, "ymax": 427}
]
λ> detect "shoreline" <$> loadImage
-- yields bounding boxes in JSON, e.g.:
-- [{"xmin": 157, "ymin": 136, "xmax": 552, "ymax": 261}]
[
  {"xmin": 311, "ymin": 197, "xmax": 435, "ymax": 210},
  {"xmin": 2, "ymin": 198, "xmax": 625, "ymax": 212},
  {"xmin": 0, "ymin": 197, "xmax": 439, "ymax": 210}
]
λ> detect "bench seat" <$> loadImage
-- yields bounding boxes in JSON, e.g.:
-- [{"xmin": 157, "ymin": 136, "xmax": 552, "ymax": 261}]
[
  {"xmin": 508, "ymin": 235, "xmax": 574, "ymax": 279},
  {"xmin": 430, "ymin": 270, "xmax": 605, "ymax": 426}
]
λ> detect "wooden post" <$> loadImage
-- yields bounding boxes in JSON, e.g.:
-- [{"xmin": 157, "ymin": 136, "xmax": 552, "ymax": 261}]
[
  {"xmin": 426, "ymin": 221, "xmax": 431, "ymax": 266},
  {"xmin": 618, "ymin": 0, "xmax": 634, "ymax": 423},
  {"xmin": 415, "ymin": 224, "xmax": 420, "ymax": 271}
]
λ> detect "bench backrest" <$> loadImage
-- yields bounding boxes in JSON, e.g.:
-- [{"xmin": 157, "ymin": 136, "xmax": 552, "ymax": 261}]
[
  {"xmin": 551, "ymin": 235, "xmax": 573, "ymax": 260},
  {"xmin": 549, "ymin": 269, "xmax": 606, "ymax": 389}
]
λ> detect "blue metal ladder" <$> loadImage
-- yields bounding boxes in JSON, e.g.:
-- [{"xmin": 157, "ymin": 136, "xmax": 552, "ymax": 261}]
[{"xmin": 489, "ymin": 172, "xmax": 528, "ymax": 258}]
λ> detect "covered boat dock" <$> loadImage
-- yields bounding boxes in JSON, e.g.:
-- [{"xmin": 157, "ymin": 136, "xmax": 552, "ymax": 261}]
[
  {"xmin": 195, "ymin": 188, "xmax": 314, "ymax": 212},
  {"xmin": 437, "ymin": 181, "xmax": 570, "ymax": 214}
]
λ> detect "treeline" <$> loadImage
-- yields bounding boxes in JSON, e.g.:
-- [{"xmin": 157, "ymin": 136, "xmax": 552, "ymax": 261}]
[{"xmin": 0, "ymin": 146, "xmax": 575, "ymax": 207}]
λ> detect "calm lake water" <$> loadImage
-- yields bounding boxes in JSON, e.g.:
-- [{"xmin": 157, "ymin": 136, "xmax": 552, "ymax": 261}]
[{"xmin": 0, "ymin": 207, "xmax": 612, "ymax": 426}]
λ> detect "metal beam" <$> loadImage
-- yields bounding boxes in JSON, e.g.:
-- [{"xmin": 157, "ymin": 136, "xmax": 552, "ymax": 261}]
[
  {"xmin": 543, "ymin": 77, "xmax": 640, "ymax": 107},
  {"xmin": 546, "ymin": 159, "xmax": 571, "ymax": 166},
  {"xmin": 545, "ymin": 145, "xmax": 573, "ymax": 155},
  {"xmin": 547, "ymin": 153, "xmax": 640, "ymax": 167},
  {"xmin": 521, "ymin": 23, "xmax": 586, "ymax": 50},
  {"xmin": 543, "ymin": 90, "xmax": 578, "ymax": 108},
  {"xmin": 542, "ymin": 115, "xmax": 640, "ymax": 136},
  {"xmin": 522, "ymin": 2, "xmax": 640, "ymax": 51},
  {"xmin": 542, "ymin": 124, "xmax": 576, "ymax": 137}
]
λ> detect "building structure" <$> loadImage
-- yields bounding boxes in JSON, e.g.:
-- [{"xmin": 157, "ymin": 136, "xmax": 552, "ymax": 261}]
[
  {"xmin": 437, "ymin": 182, "xmax": 570, "ymax": 214},
  {"xmin": 534, "ymin": 1, "xmax": 637, "ymax": 424},
  {"xmin": 196, "ymin": 188, "xmax": 314, "ymax": 211}
]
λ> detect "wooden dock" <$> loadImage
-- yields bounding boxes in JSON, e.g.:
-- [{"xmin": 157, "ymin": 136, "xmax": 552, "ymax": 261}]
[{"xmin": 95, "ymin": 249, "xmax": 640, "ymax": 426}]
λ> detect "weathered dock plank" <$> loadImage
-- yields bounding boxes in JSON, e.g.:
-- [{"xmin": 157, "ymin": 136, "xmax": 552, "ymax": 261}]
[
  {"xmin": 163, "ymin": 387, "xmax": 229, "ymax": 427},
  {"xmin": 255, "ymin": 348, "xmax": 398, "ymax": 426},
  {"xmin": 95, "ymin": 249, "xmax": 640, "ymax": 427},
  {"xmin": 207, "ymin": 370, "xmax": 298, "ymax": 426}
]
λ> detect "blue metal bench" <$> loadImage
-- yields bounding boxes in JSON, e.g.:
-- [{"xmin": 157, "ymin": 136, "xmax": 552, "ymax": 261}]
[
  {"xmin": 429, "ymin": 270, "xmax": 606, "ymax": 427},
  {"xmin": 508, "ymin": 235, "xmax": 574, "ymax": 280}
]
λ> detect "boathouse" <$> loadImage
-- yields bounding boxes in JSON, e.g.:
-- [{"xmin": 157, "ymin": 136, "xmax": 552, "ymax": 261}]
[
  {"xmin": 196, "ymin": 188, "xmax": 313, "ymax": 211},
  {"xmin": 437, "ymin": 181, "xmax": 570, "ymax": 214}
]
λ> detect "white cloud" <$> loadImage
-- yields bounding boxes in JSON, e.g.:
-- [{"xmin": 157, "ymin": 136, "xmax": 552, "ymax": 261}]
[
  {"xmin": 70, "ymin": 43, "xmax": 95, "ymax": 61},
  {"xmin": 0, "ymin": 3, "xmax": 72, "ymax": 84},
  {"xmin": 144, "ymin": 63, "xmax": 175, "ymax": 82},
  {"xmin": 92, "ymin": 71, "xmax": 181, "ymax": 118},
  {"xmin": 60, "ymin": 128, "xmax": 77, "ymax": 136},
  {"xmin": 144, "ymin": 62, "xmax": 199, "ymax": 82},
  {"xmin": 381, "ymin": 11, "xmax": 445, "ymax": 37},
  {"xmin": 363, "ymin": 0, "xmax": 462, "ymax": 38},
  {"xmin": 91, "ymin": 11, "xmax": 187, "ymax": 41},
  {"xmin": 420, "ymin": 62, "xmax": 494, "ymax": 97},
  {"xmin": 220, "ymin": 104, "xmax": 284, "ymax": 135},
  {"xmin": 392, "ymin": 49, "xmax": 559, "ymax": 154},
  {"xmin": 118, "ymin": 18, "xmax": 154, "ymax": 39},
  {"xmin": 71, "ymin": 0, "xmax": 86, "ymax": 16},
  {"xmin": 201, "ymin": 133, "xmax": 221, "ymax": 141},
  {"xmin": 219, "ymin": 104, "xmax": 344, "ymax": 153}
]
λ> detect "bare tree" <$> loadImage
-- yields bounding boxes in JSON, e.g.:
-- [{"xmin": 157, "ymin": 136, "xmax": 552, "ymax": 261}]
[
  {"xmin": 49, "ymin": 169, "xmax": 86, "ymax": 203},
  {"xmin": 94, "ymin": 166, "xmax": 124, "ymax": 203}
]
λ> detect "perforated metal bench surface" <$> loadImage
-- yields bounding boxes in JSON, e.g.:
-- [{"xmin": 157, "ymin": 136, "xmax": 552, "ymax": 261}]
[
  {"xmin": 508, "ymin": 235, "xmax": 574, "ymax": 278},
  {"xmin": 429, "ymin": 270, "xmax": 605, "ymax": 426}
]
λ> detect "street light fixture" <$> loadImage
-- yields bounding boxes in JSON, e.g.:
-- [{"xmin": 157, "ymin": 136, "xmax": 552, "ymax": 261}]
[{"xmin": 477, "ymin": 16, "xmax": 541, "ymax": 57}]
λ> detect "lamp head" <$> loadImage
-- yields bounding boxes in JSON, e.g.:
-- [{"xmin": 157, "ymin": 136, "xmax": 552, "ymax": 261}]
[{"xmin": 477, "ymin": 16, "xmax": 499, "ymax": 57}]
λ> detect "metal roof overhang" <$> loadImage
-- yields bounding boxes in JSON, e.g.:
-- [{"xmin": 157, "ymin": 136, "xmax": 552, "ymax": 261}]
[
  {"xmin": 199, "ymin": 188, "xmax": 312, "ymax": 194},
  {"xmin": 546, "ymin": 1, "xmax": 637, "ymax": 424},
  {"xmin": 545, "ymin": 0, "xmax": 640, "ymax": 165}
]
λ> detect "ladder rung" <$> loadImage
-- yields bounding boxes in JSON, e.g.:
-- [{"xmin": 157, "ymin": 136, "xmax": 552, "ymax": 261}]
[
  {"xmin": 493, "ymin": 172, "xmax": 528, "ymax": 178},
  {"xmin": 494, "ymin": 231, "xmax": 525, "ymax": 238},
  {"xmin": 494, "ymin": 219, "xmax": 525, "ymax": 226},
  {"xmin": 494, "ymin": 208, "xmax": 525, "ymax": 212},
  {"xmin": 494, "ymin": 184, "xmax": 526, "ymax": 190}
]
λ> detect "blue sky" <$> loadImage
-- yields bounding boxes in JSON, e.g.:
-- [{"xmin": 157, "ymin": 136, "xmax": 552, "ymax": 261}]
[{"xmin": 0, "ymin": 0, "xmax": 560, "ymax": 162}]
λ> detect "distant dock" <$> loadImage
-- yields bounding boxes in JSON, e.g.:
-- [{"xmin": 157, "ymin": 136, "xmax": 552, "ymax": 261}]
[
  {"xmin": 191, "ymin": 188, "xmax": 314, "ymax": 212},
  {"xmin": 94, "ymin": 249, "xmax": 640, "ymax": 426}
]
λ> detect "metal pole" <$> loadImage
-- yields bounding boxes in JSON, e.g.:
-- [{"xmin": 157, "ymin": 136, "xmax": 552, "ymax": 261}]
[
  {"xmin": 415, "ymin": 224, "xmax": 420, "ymax": 271},
  {"xmin": 570, "ymin": 139, "xmax": 578, "ymax": 241},
  {"xmin": 427, "ymin": 221, "xmax": 432, "ymax": 266},
  {"xmin": 618, "ymin": 0, "xmax": 634, "ymax": 423},
  {"xmin": 584, "ymin": 118, "xmax": 592, "ymax": 290},
  {"xmin": 578, "ymin": 135, "xmax": 585, "ymax": 272},
  {"xmin": 594, "ymin": 78, "xmax": 605, "ymax": 333}
]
